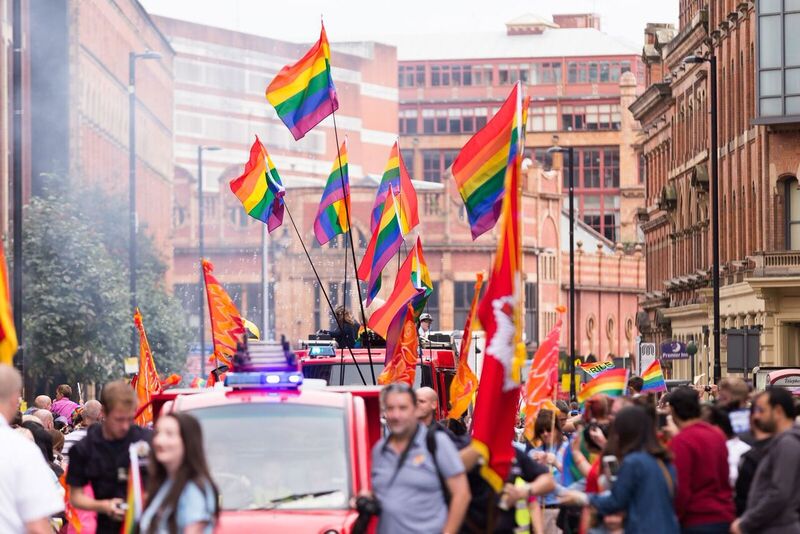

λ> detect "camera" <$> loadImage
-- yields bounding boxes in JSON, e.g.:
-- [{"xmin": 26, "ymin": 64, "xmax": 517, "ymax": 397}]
[
  {"xmin": 704, "ymin": 386, "xmax": 712, "ymax": 393},
  {"xmin": 353, "ymin": 496, "xmax": 381, "ymax": 534}
]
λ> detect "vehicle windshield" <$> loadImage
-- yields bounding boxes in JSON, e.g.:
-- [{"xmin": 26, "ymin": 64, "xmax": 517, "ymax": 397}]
[{"xmin": 187, "ymin": 403, "xmax": 350, "ymax": 511}]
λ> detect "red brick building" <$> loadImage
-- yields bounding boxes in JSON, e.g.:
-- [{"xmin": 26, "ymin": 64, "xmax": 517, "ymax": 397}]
[
  {"xmin": 24, "ymin": 0, "xmax": 175, "ymax": 262},
  {"xmin": 155, "ymin": 13, "xmax": 646, "ymax": 364},
  {"xmin": 632, "ymin": 0, "xmax": 800, "ymax": 378}
]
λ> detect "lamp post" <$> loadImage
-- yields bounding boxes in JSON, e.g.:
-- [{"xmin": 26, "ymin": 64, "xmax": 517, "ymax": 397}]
[
  {"xmin": 548, "ymin": 143, "xmax": 577, "ymax": 401},
  {"xmin": 197, "ymin": 145, "xmax": 221, "ymax": 376},
  {"xmin": 684, "ymin": 53, "xmax": 720, "ymax": 384},
  {"xmin": 128, "ymin": 50, "xmax": 161, "ymax": 358}
]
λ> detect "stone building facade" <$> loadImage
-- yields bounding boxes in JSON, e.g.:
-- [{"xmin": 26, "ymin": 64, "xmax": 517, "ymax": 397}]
[{"xmin": 632, "ymin": 0, "xmax": 800, "ymax": 379}]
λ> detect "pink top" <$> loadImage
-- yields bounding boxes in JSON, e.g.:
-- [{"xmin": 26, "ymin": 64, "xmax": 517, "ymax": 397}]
[{"xmin": 51, "ymin": 398, "xmax": 79, "ymax": 424}]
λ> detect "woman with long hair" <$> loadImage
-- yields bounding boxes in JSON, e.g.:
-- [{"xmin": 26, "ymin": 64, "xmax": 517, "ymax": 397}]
[
  {"xmin": 559, "ymin": 405, "xmax": 679, "ymax": 534},
  {"xmin": 139, "ymin": 413, "xmax": 219, "ymax": 534}
]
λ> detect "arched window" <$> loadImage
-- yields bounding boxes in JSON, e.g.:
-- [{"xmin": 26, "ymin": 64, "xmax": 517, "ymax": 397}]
[{"xmin": 786, "ymin": 177, "xmax": 800, "ymax": 250}]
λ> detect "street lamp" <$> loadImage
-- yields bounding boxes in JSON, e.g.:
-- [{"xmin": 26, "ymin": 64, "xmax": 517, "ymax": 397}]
[
  {"xmin": 548, "ymin": 142, "xmax": 577, "ymax": 401},
  {"xmin": 684, "ymin": 52, "xmax": 720, "ymax": 384},
  {"xmin": 197, "ymin": 145, "xmax": 221, "ymax": 376},
  {"xmin": 129, "ymin": 50, "xmax": 161, "ymax": 358}
]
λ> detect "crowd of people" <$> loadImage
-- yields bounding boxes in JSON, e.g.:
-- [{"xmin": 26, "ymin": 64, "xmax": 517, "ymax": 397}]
[
  {"xmin": 0, "ymin": 365, "xmax": 217, "ymax": 534},
  {"xmin": 3, "ymin": 359, "xmax": 800, "ymax": 533},
  {"xmin": 364, "ymin": 377, "xmax": 800, "ymax": 534}
]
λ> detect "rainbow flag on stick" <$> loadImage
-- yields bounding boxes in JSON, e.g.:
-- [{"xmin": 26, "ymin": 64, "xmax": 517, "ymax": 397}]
[
  {"xmin": 121, "ymin": 444, "xmax": 144, "ymax": 534},
  {"xmin": 314, "ymin": 139, "xmax": 350, "ymax": 245},
  {"xmin": 230, "ymin": 136, "xmax": 285, "ymax": 232},
  {"xmin": 370, "ymin": 142, "xmax": 419, "ymax": 235},
  {"xmin": 410, "ymin": 237, "xmax": 433, "ymax": 318},
  {"xmin": 577, "ymin": 368, "xmax": 630, "ymax": 404},
  {"xmin": 452, "ymin": 83, "xmax": 523, "ymax": 239},
  {"xmin": 357, "ymin": 190, "xmax": 404, "ymax": 306},
  {"xmin": 266, "ymin": 23, "xmax": 337, "ymax": 140},
  {"xmin": 367, "ymin": 244, "xmax": 424, "ymax": 340},
  {"xmin": 641, "ymin": 359, "xmax": 667, "ymax": 393}
]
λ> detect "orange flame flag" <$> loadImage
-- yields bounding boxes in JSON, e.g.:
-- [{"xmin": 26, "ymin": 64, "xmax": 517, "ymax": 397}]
[
  {"xmin": 133, "ymin": 309, "xmax": 162, "ymax": 426},
  {"xmin": 377, "ymin": 304, "xmax": 419, "ymax": 386},
  {"xmin": 0, "ymin": 241, "xmax": 17, "ymax": 366},
  {"xmin": 523, "ymin": 306, "xmax": 566, "ymax": 441},
  {"xmin": 202, "ymin": 259, "xmax": 246, "ymax": 371},
  {"xmin": 449, "ymin": 273, "xmax": 484, "ymax": 420}
]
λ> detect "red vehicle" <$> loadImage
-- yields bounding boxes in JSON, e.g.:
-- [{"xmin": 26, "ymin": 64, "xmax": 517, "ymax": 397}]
[
  {"xmin": 152, "ymin": 342, "xmax": 384, "ymax": 533},
  {"xmin": 297, "ymin": 343, "xmax": 457, "ymax": 419}
]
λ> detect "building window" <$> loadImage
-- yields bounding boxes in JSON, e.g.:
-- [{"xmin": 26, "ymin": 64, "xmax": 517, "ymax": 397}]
[
  {"xmin": 566, "ymin": 60, "xmax": 633, "ymax": 84},
  {"xmin": 564, "ymin": 147, "xmax": 621, "ymax": 242},
  {"xmin": 399, "ymin": 109, "xmax": 418, "ymax": 134},
  {"xmin": 426, "ymin": 281, "xmax": 440, "ymax": 326},
  {"xmin": 786, "ymin": 177, "xmax": 800, "ymax": 249},
  {"xmin": 562, "ymin": 104, "xmax": 621, "ymax": 131},
  {"xmin": 422, "ymin": 109, "xmax": 435, "ymax": 134},
  {"xmin": 472, "ymin": 65, "xmax": 493, "ymax": 85},
  {"xmin": 528, "ymin": 105, "xmax": 558, "ymax": 131},
  {"xmin": 454, "ymin": 281, "xmax": 484, "ymax": 329},
  {"xmin": 757, "ymin": 0, "xmax": 800, "ymax": 118},
  {"xmin": 525, "ymin": 282, "xmax": 538, "ymax": 345},
  {"xmin": 398, "ymin": 64, "xmax": 425, "ymax": 87},
  {"xmin": 422, "ymin": 150, "xmax": 458, "ymax": 182}
]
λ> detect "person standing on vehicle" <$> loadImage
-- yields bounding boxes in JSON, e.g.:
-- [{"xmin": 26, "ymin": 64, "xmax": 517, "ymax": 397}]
[
  {"xmin": 67, "ymin": 380, "xmax": 152, "ymax": 534},
  {"xmin": 372, "ymin": 383, "xmax": 470, "ymax": 534},
  {"xmin": 139, "ymin": 412, "xmax": 219, "ymax": 534},
  {"xmin": 0, "ymin": 364, "xmax": 64, "ymax": 534},
  {"xmin": 418, "ymin": 313, "xmax": 433, "ymax": 340}
]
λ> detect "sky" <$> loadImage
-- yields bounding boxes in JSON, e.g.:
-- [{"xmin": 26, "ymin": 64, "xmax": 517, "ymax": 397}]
[{"xmin": 141, "ymin": 0, "xmax": 679, "ymax": 49}]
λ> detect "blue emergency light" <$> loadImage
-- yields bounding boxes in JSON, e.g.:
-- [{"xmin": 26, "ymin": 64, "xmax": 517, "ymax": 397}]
[
  {"xmin": 309, "ymin": 345, "xmax": 336, "ymax": 357},
  {"xmin": 225, "ymin": 339, "xmax": 303, "ymax": 389}
]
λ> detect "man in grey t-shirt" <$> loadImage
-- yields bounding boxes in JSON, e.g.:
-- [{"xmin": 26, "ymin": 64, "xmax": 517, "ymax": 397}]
[{"xmin": 371, "ymin": 383, "xmax": 470, "ymax": 534}]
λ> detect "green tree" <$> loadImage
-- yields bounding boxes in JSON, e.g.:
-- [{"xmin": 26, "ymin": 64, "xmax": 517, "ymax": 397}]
[{"xmin": 22, "ymin": 181, "xmax": 190, "ymax": 393}]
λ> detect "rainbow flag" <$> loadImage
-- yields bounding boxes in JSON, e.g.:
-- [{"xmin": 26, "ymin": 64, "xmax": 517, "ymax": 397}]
[
  {"xmin": 367, "ymin": 244, "xmax": 424, "ymax": 340},
  {"xmin": 357, "ymin": 190, "xmax": 404, "ymax": 306},
  {"xmin": 577, "ymin": 368, "xmax": 630, "ymax": 404},
  {"xmin": 314, "ymin": 139, "xmax": 350, "ymax": 245},
  {"xmin": 452, "ymin": 83, "xmax": 523, "ymax": 239},
  {"xmin": 121, "ymin": 444, "xmax": 143, "ymax": 534},
  {"xmin": 641, "ymin": 359, "xmax": 667, "ymax": 393},
  {"xmin": 370, "ymin": 142, "xmax": 419, "ymax": 235},
  {"xmin": 229, "ymin": 136, "xmax": 285, "ymax": 233},
  {"xmin": 265, "ymin": 23, "xmax": 337, "ymax": 140},
  {"xmin": 410, "ymin": 237, "xmax": 433, "ymax": 317},
  {"xmin": 0, "ymin": 241, "xmax": 17, "ymax": 365}
]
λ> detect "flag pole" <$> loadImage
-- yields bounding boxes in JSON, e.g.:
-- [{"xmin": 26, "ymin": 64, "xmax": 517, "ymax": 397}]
[
  {"xmin": 284, "ymin": 201, "xmax": 368, "ymax": 385},
  {"xmin": 329, "ymin": 107, "xmax": 377, "ymax": 385}
]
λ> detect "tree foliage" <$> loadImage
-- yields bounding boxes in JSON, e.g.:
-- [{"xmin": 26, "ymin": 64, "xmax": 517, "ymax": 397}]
[{"xmin": 22, "ymin": 180, "xmax": 190, "ymax": 392}]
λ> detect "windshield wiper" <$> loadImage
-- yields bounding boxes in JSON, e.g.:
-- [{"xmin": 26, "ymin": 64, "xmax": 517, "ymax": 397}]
[{"xmin": 249, "ymin": 489, "xmax": 342, "ymax": 510}]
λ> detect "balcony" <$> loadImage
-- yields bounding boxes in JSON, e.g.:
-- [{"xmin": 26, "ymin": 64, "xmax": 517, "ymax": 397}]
[{"xmin": 750, "ymin": 251, "xmax": 800, "ymax": 277}]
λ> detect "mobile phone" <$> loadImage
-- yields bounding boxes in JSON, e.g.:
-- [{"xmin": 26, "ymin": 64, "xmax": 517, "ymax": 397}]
[
  {"xmin": 115, "ymin": 503, "xmax": 128, "ymax": 512},
  {"xmin": 602, "ymin": 455, "xmax": 620, "ymax": 479}
]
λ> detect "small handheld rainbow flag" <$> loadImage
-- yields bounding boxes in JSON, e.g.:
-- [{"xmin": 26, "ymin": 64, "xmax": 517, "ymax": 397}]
[
  {"xmin": 641, "ymin": 359, "xmax": 667, "ymax": 393},
  {"xmin": 577, "ymin": 368, "xmax": 629, "ymax": 404},
  {"xmin": 229, "ymin": 136, "xmax": 285, "ymax": 232},
  {"xmin": 314, "ymin": 139, "xmax": 350, "ymax": 245},
  {"xmin": 266, "ymin": 23, "xmax": 337, "ymax": 140},
  {"xmin": 410, "ymin": 237, "xmax": 432, "ymax": 318}
]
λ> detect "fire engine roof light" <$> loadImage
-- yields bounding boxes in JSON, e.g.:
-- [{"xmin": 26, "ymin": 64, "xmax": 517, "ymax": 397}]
[{"xmin": 225, "ymin": 340, "xmax": 303, "ymax": 390}]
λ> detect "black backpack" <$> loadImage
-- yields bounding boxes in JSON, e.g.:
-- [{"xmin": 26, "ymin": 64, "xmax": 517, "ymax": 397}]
[{"xmin": 426, "ymin": 423, "xmax": 453, "ymax": 504}]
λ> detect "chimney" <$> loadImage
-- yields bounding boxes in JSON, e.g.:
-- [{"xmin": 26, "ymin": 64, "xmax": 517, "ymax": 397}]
[{"xmin": 552, "ymin": 13, "xmax": 601, "ymax": 30}]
